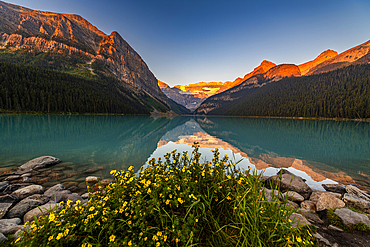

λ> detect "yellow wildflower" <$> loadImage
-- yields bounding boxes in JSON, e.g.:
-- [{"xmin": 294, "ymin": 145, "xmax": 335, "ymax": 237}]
[{"xmin": 109, "ymin": 235, "xmax": 116, "ymax": 242}]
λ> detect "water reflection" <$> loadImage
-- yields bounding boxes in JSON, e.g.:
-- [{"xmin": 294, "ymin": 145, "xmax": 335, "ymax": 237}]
[{"xmin": 0, "ymin": 115, "xmax": 369, "ymax": 192}]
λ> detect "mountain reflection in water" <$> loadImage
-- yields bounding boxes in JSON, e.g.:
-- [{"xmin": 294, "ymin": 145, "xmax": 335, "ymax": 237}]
[{"xmin": 0, "ymin": 115, "xmax": 369, "ymax": 191}]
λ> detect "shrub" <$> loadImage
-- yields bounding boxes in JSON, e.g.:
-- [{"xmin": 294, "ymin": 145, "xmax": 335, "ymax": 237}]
[{"xmin": 16, "ymin": 144, "xmax": 316, "ymax": 246}]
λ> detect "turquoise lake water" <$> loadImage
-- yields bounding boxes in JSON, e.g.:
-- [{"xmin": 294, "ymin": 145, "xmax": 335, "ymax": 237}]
[{"xmin": 0, "ymin": 114, "xmax": 369, "ymax": 191}]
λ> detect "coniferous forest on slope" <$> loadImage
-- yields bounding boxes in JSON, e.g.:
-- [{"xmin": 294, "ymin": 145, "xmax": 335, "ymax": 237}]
[
  {"xmin": 0, "ymin": 61, "xmax": 156, "ymax": 114},
  {"xmin": 204, "ymin": 64, "xmax": 370, "ymax": 119}
]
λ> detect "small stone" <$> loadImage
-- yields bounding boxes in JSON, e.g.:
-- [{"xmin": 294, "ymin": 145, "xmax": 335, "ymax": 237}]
[
  {"xmin": 6, "ymin": 194, "xmax": 49, "ymax": 219},
  {"xmin": 0, "ymin": 182, "xmax": 9, "ymax": 192},
  {"xmin": 0, "ymin": 225, "xmax": 24, "ymax": 234},
  {"xmin": 285, "ymin": 200, "xmax": 300, "ymax": 209},
  {"xmin": 11, "ymin": 185, "xmax": 44, "ymax": 201},
  {"xmin": 49, "ymin": 190, "xmax": 71, "ymax": 203},
  {"xmin": 22, "ymin": 177, "xmax": 31, "ymax": 182},
  {"xmin": 322, "ymin": 184, "xmax": 346, "ymax": 194},
  {"xmin": 289, "ymin": 213, "xmax": 311, "ymax": 228},
  {"xmin": 346, "ymin": 185, "xmax": 370, "ymax": 201},
  {"xmin": 328, "ymin": 225, "xmax": 343, "ymax": 232},
  {"xmin": 334, "ymin": 208, "xmax": 370, "ymax": 227},
  {"xmin": 44, "ymin": 184, "xmax": 65, "ymax": 198},
  {"xmin": 0, "ymin": 194, "xmax": 18, "ymax": 203},
  {"xmin": 23, "ymin": 202, "xmax": 60, "ymax": 223},
  {"xmin": 0, "ymin": 203, "xmax": 13, "ymax": 219},
  {"xmin": 283, "ymin": 191, "xmax": 304, "ymax": 202},
  {"xmin": 313, "ymin": 233, "xmax": 335, "ymax": 247},
  {"xmin": 18, "ymin": 156, "xmax": 61, "ymax": 171},
  {"xmin": 298, "ymin": 209, "xmax": 324, "ymax": 225},
  {"xmin": 85, "ymin": 176, "xmax": 98, "ymax": 183},
  {"xmin": 4, "ymin": 175, "xmax": 21, "ymax": 181},
  {"xmin": 2, "ymin": 184, "xmax": 27, "ymax": 194},
  {"xmin": 0, "ymin": 218, "xmax": 21, "ymax": 228},
  {"xmin": 316, "ymin": 193, "xmax": 345, "ymax": 211},
  {"xmin": 60, "ymin": 193, "xmax": 83, "ymax": 204},
  {"xmin": 342, "ymin": 193, "xmax": 370, "ymax": 213},
  {"xmin": 300, "ymin": 200, "xmax": 316, "ymax": 211},
  {"xmin": 81, "ymin": 193, "xmax": 89, "ymax": 199},
  {"xmin": 20, "ymin": 173, "xmax": 32, "ymax": 178},
  {"xmin": 0, "ymin": 232, "xmax": 7, "ymax": 244}
]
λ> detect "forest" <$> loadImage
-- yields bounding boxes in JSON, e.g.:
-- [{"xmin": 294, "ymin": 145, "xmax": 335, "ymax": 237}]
[
  {"xmin": 0, "ymin": 61, "xmax": 156, "ymax": 114},
  {"xmin": 205, "ymin": 64, "xmax": 370, "ymax": 119}
]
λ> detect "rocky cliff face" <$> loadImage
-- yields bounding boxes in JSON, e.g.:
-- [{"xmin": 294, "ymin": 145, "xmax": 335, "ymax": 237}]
[
  {"xmin": 0, "ymin": 0, "xmax": 167, "ymax": 105},
  {"xmin": 306, "ymin": 40, "xmax": 370, "ymax": 75},
  {"xmin": 298, "ymin": 50, "xmax": 338, "ymax": 75}
]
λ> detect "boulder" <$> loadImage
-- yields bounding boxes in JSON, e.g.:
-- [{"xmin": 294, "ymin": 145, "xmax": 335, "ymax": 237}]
[
  {"xmin": 282, "ymin": 191, "xmax": 304, "ymax": 202},
  {"xmin": 0, "ymin": 182, "xmax": 9, "ymax": 192},
  {"xmin": 81, "ymin": 193, "xmax": 89, "ymax": 199},
  {"xmin": 85, "ymin": 176, "xmax": 98, "ymax": 183},
  {"xmin": 0, "ymin": 218, "xmax": 21, "ymax": 228},
  {"xmin": 0, "ymin": 194, "xmax": 18, "ymax": 203},
  {"xmin": 265, "ymin": 174, "xmax": 312, "ymax": 200},
  {"xmin": 285, "ymin": 200, "xmax": 300, "ymax": 209},
  {"xmin": 297, "ymin": 209, "xmax": 324, "ymax": 225},
  {"xmin": 260, "ymin": 188, "xmax": 279, "ymax": 201},
  {"xmin": 0, "ymin": 232, "xmax": 7, "ymax": 244},
  {"xmin": 3, "ymin": 184, "xmax": 27, "ymax": 194},
  {"xmin": 346, "ymin": 185, "xmax": 370, "ymax": 201},
  {"xmin": 0, "ymin": 225, "xmax": 24, "ymax": 234},
  {"xmin": 334, "ymin": 208, "xmax": 370, "ymax": 227},
  {"xmin": 6, "ymin": 194, "xmax": 49, "ymax": 219},
  {"xmin": 11, "ymin": 185, "xmax": 44, "ymax": 201},
  {"xmin": 44, "ymin": 184, "xmax": 65, "ymax": 198},
  {"xmin": 309, "ymin": 191, "xmax": 324, "ymax": 203},
  {"xmin": 300, "ymin": 200, "xmax": 316, "ymax": 211},
  {"xmin": 60, "ymin": 193, "xmax": 83, "ymax": 204},
  {"xmin": 322, "ymin": 183, "xmax": 346, "ymax": 194},
  {"xmin": 0, "ymin": 203, "xmax": 13, "ymax": 219},
  {"xmin": 18, "ymin": 156, "xmax": 61, "ymax": 171},
  {"xmin": 343, "ymin": 193, "xmax": 370, "ymax": 213},
  {"xmin": 49, "ymin": 190, "xmax": 71, "ymax": 203},
  {"xmin": 289, "ymin": 213, "xmax": 311, "ymax": 228},
  {"xmin": 4, "ymin": 175, "xmax": 21, "ymax": 181},
  {"xmin": 23, "ymin": 202, "xmax": 60, "ymax": 223},
  {"xmin": 316, "ymin": 193, "xmax": 345, "ymax": 211}
]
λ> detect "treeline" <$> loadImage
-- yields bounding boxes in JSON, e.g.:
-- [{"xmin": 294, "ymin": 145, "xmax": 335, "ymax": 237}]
[
  {"xmin": 0, "ymin": 62, "xmax": 152, "ymax": 114},
  {"xmin": 207, "ymin": 64, "xmax": 370, "ymax": 119}
]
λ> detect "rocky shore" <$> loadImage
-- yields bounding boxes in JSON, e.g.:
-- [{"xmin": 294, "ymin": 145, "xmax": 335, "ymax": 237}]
[{"xmin": 0, "ymin": 156, "xmax": 369, "ymax": 246}]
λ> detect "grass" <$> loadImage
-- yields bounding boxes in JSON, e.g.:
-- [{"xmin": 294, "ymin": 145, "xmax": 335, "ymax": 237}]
[
  {"xmin": 14, "ymin": 144, "xmax": 316, "ymax": 246},
  {"xmin": 327, "ymin": 208, "xmax": 370, "ymax": 232}
]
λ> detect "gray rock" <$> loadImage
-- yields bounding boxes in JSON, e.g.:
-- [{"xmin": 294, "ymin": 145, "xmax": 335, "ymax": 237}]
[
  {"xmin": 23, "ymin": 202, "xmax": 60, "ymax": 223},
  {"xmin": 0, "ymin": 232, "xmax": 7, "ymax": 244},
  {"xmin": 322, "ymin": 184, "xmax": 346, "ymax": 194},
  {"xmin": 21, "ymin": 173, "xmax": 32, "ymax": 178},
  {"xmin": 282, "ymin": 191, "xmax": 304, "ymax": 202},
  {"xmin": 258, "ymin": 176, "xmax": 269, "ymax": 183},
  {"xmin": 0, "ymin": 225, "xmax": 24, "ymax": 234},
  {"xmin": 0, "ymin": 194, "xmax": 18, "ymax": 203},
  {"xmin": 346, "ymin": 185, "xmax": 370, "ymax": 201},
  {"xmin": 44, "ymin": 184, "xmax": 65, "ymax": 198},
  {"xmin": 3, "ymin": 184, "xmax": 27, "ymax": 194},
  {"xmin": 313, "ymin": 233, "xmax": 337, "ymax": 247},
  {"xmin": 300, "ymin": 200, "xmax": 316, "ymax": 211},
  {"xmin": 4, "ymin": 175, "xmax": 21, "ymax": 181},
  {"xmin": 334, "ymin": 208, "xmax": 370, "ymax": 227},
  {"xmin": 6, "ymin": 194, "xmax": 49, "ymax": 219},
  {"xmin": 0, "ymin": 218, "xmax": 21, "ymax": 228},
  {"xmin": 60, "ymin": 193, "xmax": 83, "ymax": 204},
  {"xmin": 85, "ymin": 176, "xmax": 98, "ymax": 183},
  {"xmin": 265, "ymin": 174, "xmax": 312, "ymax": 200},
  {"xmin": 316, "ymin": 193, "xmax": 345, "ymax": 211},
  {"xmin": 343, "ymin": 193, "xmax": 370, "ymax": 213},
  {"xmin": 11, "ymin": 185, "xmax": 44, "ymax": 201},
  {"xmin": 22, "ymin": 177, "xmax": 31, "ymax": 183},
  {"xmin": 285, "ymin": 200, "xmax": 300, "ymax": 209},
  {"xmin": 298, "ymin": 209, "xmax": 324, "ymax": 224},
  {"xmin": 327, "ymin": 225, "xmax": 343, "ymax": 232},
  {"xmin": 260, "ymin": 188, "xmax": 280, "ymax": 201},
  {"xmin": 310, "ymin": 191, "xmax": 324, "ymax": 203},
  {"xmin": 81, "ymin": 193, "xmax": 89, "ymax": 199},
  {"xmin": 18, "ymin": 156, "xmax": 61, "ymax": 171},
  {"xmin": 0, "ymin": 203, "xmax": 13, "ymax": 219},
  {"xmin": 289, "ymin": 213, "xmax": 311, "ymax": 228},
  {"xmin": 49, "ymin": 190, "xmax": 71, "ymax": 203},
  {"xmin": 0, "ymin": 182, "xmax": 9, "ymax": 192}
]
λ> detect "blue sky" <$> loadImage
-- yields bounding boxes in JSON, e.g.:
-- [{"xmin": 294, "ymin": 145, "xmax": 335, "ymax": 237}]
[{"xmin": 6, "ymin": 0, "xmax": 370, "ymax": 86}]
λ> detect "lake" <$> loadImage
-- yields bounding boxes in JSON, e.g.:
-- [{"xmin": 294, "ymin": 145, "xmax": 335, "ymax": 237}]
[{"xmin": 1, "ymin": 114, "xmax": 369, "ymax": 192}]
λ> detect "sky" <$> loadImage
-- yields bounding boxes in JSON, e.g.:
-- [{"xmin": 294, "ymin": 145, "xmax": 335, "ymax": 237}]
[{"xmin": 6, "ymin": 0, "xmax": 370, "ymax": 86}]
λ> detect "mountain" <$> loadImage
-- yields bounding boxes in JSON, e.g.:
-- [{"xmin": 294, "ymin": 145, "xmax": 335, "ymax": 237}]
[
  {"xmin": 195, "ymin": 64, "xmax": 301, "ymax": 114},
  {"xmin": 0, "ymin": 0, "xmax": 171, "ymax": 113},
  {"xmin": 195, "ymin": 63, "xmax": 370, "ymax": 119},
  {"xmin": 305, "ymin": 40, "xmax": 370, "ymax": 75},
  {"xmin": 298, "ymin": 50, "xmax": 338, "ymax": 75},
  {"xmin": 159, "ymin": 81, "xmax": 205, "ymax": 111}
]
